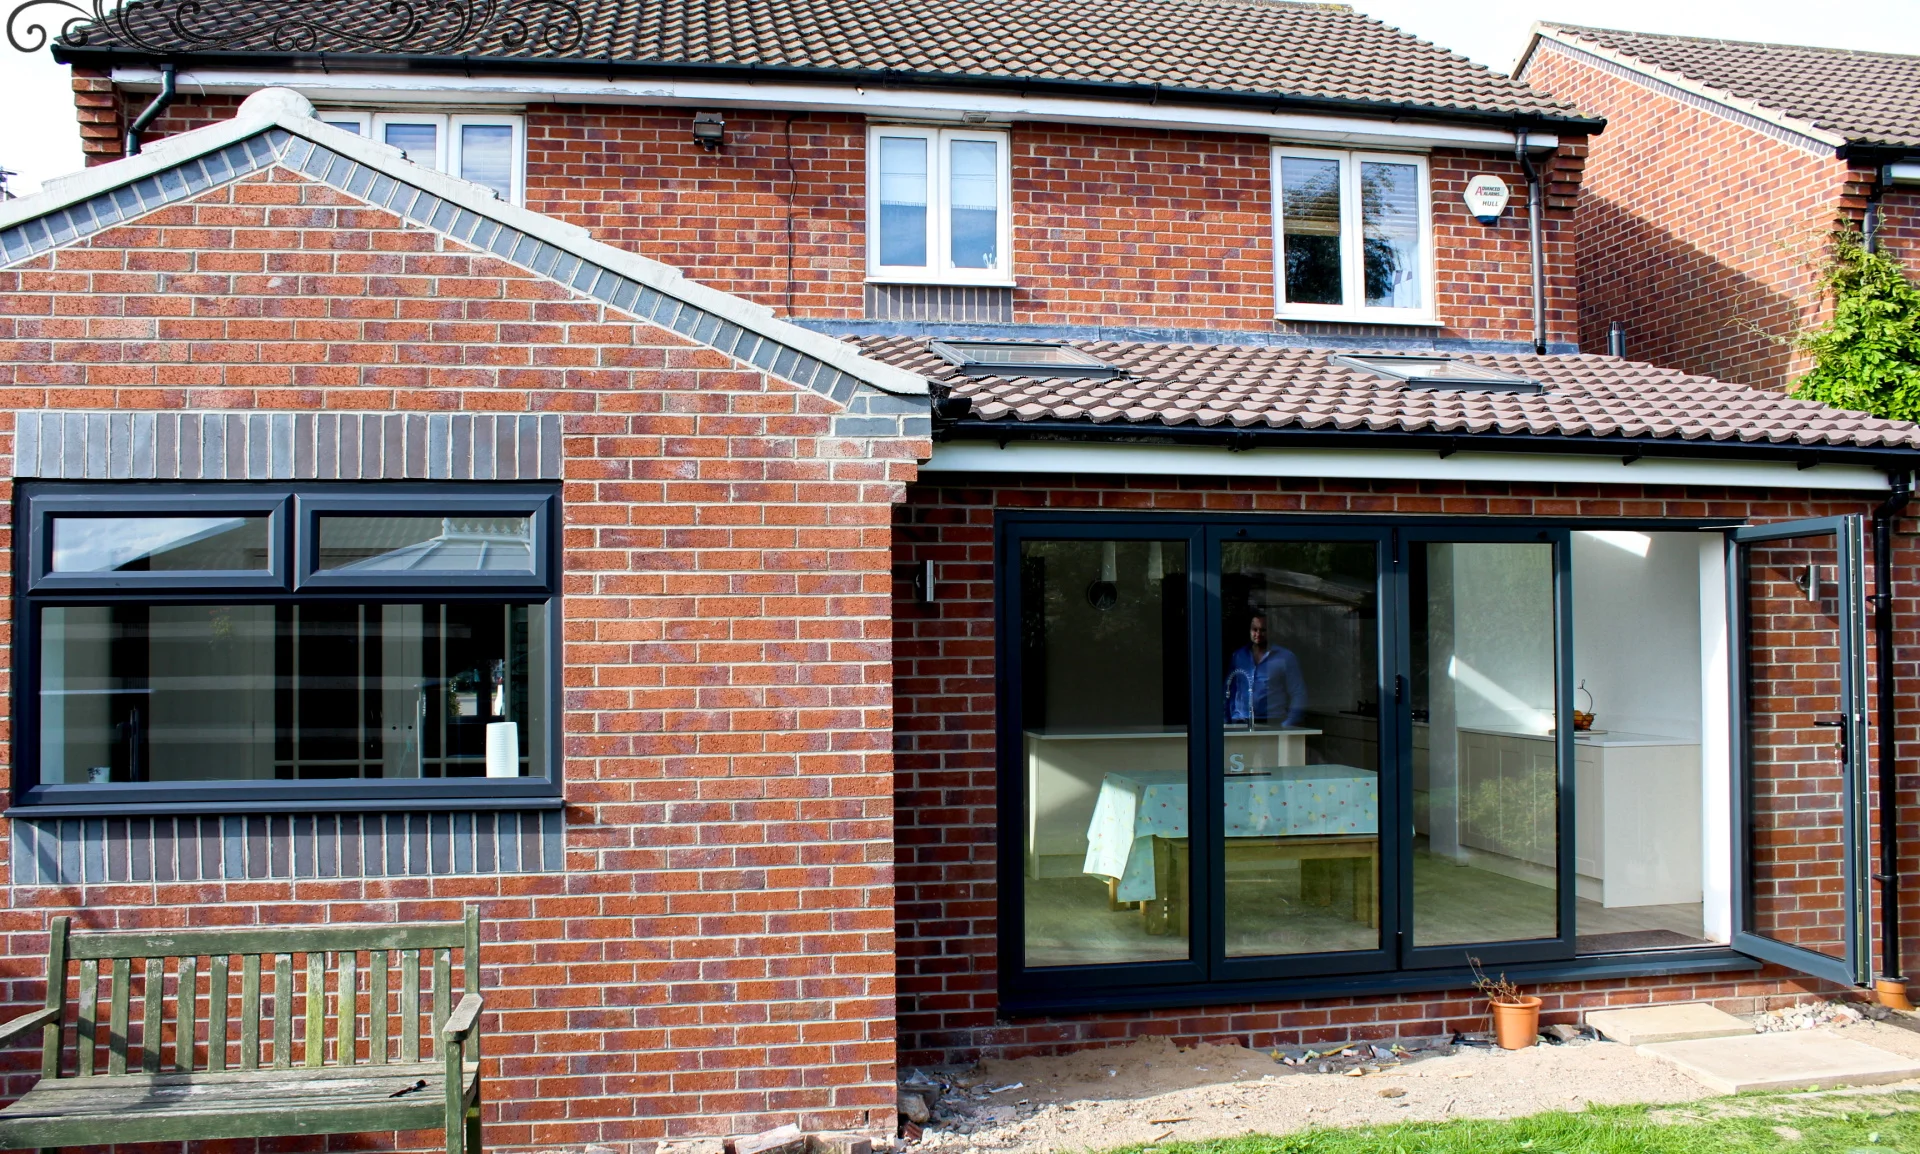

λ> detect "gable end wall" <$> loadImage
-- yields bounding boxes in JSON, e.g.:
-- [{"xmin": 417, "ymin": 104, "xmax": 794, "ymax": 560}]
[{"xmin": 0, "ymin": 160, "xmax": 926, "ymax": 1145}]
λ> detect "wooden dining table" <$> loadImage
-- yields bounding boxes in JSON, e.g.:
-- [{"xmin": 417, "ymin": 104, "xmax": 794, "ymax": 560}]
[{"xmin": 1081, "ymin": 766, "xmax": 1380, "ymax": 936}]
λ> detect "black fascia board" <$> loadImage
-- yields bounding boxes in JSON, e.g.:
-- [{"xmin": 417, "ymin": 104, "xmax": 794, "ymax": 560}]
[
  {"xmin": 935, "ymin": 417, "xmax": 1920, "ymax": 473},
  {"xmin": 1841, "ymin": 142, "xmax": 1920, "ymax": 166},
  {"xmin": 51, "ymin": 46, "xmax": 1612, "ymax": 137}
]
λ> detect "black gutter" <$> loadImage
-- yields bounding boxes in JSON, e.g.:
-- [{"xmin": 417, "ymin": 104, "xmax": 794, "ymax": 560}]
[
  {"xmin": 50, "ymin": 46, "xmax": 1610, "ymax": 136},
  {"xmin": 1874, "ymin": 472, "xmax": 1914, "ymax": 993},
  {"xmin": 123, "ymin": 61, "xmax": 175, "ymax": 156},
  {"xmin": 933, "ymin": 416, "xmax": 1920, "ymax": 472}
]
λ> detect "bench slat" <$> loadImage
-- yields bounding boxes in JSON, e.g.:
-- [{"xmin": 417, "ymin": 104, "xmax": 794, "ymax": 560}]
[
  {"xmin": 432, "ymin": 949, "xmax": 450, "ymax": 1058},
  {"xmin": 67, "ymin": 924, "xmax": 470, "ymax": 961},
  {"xmin": 305, "ymin": 953, "xmax": 324, "ymax": 1069},
  {"xmin": 141, "ymin": 958, "xmax": 163, "ymax": 1075},
  {"xmin": 338, "ymin": 951, "xmax": 357, "ymax": 1066},
  {"xmin": 401, "ymin": 951, "xmax": 420, "ymax": 1063},
  {"xmin": 462, "ymin": 908, "xmax": 480, "ymax": 1062},
  {"xmin": 75, "ymin": 959, "xmax": 98, "ymax": 1078},
  {"xmin": 371, "ymin": 951, "xmax": 389, "ymax": 1065},
  {"xmin": 174, "ymin": 957, "xmax": 197, "ymax": 1074},
  {"xmin": 209, "ymin": 955, "xmax": 230, "ymax": 1074},
  {"xmin": 0, "ymin": 1062, "xmax": 475, "ymax": 1148},
  {"xmin": 41, "ymin": 917, "xmax": 69, "ymax": 1080},
  {"xmin": 272, "ymin": 955, "xmax": 292, "ymax": 1071},
  {"xmin": 107, "ymin": 958, "xmax": 129, "ymax": 1077},
  {"xmin": 239, "ymin": 956, "xmax": 260, "ymax": 1072}
]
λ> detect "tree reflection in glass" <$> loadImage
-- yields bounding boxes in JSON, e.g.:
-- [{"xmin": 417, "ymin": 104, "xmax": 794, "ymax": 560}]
[{"xmin": 1281, "ymin": 157, "xmax": 1343, "ymax": 306}]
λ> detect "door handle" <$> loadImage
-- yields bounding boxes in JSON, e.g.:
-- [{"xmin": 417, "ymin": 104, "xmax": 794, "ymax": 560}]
[{"xmin": 1814, "ymin": 717, "xmax": 1848, "ymax": 764}]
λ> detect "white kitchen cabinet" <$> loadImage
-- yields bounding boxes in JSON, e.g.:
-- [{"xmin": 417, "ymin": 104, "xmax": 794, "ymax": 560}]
[{"xmin": 1454, "ymin": 727, "xmax": 1702, "ymax": 907}]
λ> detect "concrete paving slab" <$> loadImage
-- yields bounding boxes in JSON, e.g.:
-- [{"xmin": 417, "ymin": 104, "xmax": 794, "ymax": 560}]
[
  {"xmin": 1638, "ymin": 1031, "xmax": 1920, "ymax": 1094},
  {"xmin": 1585, "ymin": 1002, "xmax": 1752, "ymax": 1045}
]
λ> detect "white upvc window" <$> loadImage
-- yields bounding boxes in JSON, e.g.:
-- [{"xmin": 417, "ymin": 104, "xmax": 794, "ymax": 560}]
[
  {"xmin": 867, "ymin": 125, "xmax": 1013, "ymax": 285},
  {"xmin": 1272, "ymin": 147, "xmax": 1435, "ymax": 323},
  {"xmin": 318, "ymin": 111, "xmax": 526, "ymax": 204}
]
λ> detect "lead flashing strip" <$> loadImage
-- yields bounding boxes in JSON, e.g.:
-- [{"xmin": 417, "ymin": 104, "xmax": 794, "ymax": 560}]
[{"xmin": 13, "ymin": 410, "xmax": 566, "ymax": 480}]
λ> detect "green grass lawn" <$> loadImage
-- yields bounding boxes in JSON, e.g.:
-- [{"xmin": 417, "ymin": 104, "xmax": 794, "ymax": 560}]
[{"xmin": 1123, "ymin": 1095, "xmax": 1920, "ymax": 1153}]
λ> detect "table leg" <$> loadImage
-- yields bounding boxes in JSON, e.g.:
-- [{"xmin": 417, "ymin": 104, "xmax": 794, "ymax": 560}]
[
  {"xmin": 1172, "ymin": 838, "xmax": 1190, "ymax": 938},
  {"xmin": 1142, "ymin": 836, "xmax": 1173, "ymax": 935}
]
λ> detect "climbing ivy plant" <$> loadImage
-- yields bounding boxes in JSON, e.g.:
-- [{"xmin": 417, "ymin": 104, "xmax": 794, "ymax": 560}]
[{"xmin": 1791, "ymin": 230, "xmax": 1920, "ymax": 421}]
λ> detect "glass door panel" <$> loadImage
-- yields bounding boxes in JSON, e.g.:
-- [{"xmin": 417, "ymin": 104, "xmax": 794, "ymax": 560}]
[
  {"xmin": 1733, "ymin": 518, "xmax": 1870, "ymax": 986},
  {"xmin": 1018, "ymin": 538, "xmax": 1191, "ymax": 968},
  {"xmin": 1217, "ymin": 539, "xmax": 1383, "ymax": 958},
  {"xmin": 1409, "ymin": 540, "xmax": 1564, "ymax": 952}
]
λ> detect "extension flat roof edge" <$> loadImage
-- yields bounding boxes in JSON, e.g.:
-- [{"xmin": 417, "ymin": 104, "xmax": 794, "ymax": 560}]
[{"xmin": 0, "ymin": 88, "xmax": 928, "ymax": 399}]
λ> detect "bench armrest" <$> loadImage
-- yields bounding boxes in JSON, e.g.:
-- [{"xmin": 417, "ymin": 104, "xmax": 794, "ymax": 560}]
[
  {"xmin": 0, "ymin": 1006, "xmax": 59, "ymax": 1048},
  {"xmin": 442, "ymin": 993, "xmax": 483, "ymax": 1043}
]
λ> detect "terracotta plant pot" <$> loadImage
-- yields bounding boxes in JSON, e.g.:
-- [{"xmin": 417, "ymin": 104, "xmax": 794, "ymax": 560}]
[{"xmin": 1490, "ymin": 996, "xmax": 1543, "ymax": 1049}]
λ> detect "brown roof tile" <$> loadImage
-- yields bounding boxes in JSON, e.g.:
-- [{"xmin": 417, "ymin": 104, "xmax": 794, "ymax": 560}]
[
  {"xmin": 59, "ymin": 0, "xmax": 1590, "ymax": 125},
  {"xmin": 854, "ymin": 337, "xmax": 1920, "ymax": 451},
  {"xmin": 1538, "ymin": 23, "xmax": 1920, "ymax": 149}
]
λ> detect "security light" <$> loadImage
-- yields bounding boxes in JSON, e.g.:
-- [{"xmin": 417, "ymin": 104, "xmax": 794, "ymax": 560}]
[{"xmin": 691, "ymin": 112, "xmax": 725, "ymax": 151}]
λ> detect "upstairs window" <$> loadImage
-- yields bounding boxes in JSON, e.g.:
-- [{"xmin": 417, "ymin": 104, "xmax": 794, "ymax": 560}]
[
  {"xmin": 867, "ymin": 125, "xmax": 1013, "ymax": 285},
  {"xmin": 1273, "ymin": 148, "xmax": 1433, "ymax": 322},
  {"xmin": 318, "ymin": 110, "xmax": 525, "ymax": 204}
]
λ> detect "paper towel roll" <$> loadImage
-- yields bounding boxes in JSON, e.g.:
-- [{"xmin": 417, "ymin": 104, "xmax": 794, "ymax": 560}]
[{"xmin": 485, "ymin": 721, "xmax": 520, "ymax": 778}]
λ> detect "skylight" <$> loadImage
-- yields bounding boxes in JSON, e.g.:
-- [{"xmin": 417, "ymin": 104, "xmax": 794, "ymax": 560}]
[
  {"xmin": 931, "ymin": 340, "xmax": 1119, "ymax": 379},
  {"xmin": 1330, "ymin": 353, "xmax": 1541, "ymax": 393}
]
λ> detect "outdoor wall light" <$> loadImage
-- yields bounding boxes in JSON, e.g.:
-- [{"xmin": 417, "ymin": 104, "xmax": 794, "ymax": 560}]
[{"xmin": 691, "ymin": 111, "xmax": 726, "ymax": 151}]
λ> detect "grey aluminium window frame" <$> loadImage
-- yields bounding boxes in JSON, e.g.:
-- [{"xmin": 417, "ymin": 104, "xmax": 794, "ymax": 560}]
[
  {"xmin": 993, "ymin": 509, "xmax": 1762, "ymax": 1016},
  {"xmin": 11, "ymin": 480, "xmax": 564, "ymax": 816}
]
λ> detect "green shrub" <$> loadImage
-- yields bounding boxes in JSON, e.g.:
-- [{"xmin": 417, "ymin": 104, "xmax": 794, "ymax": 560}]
[{"xmin": 1791, "ymin": 230, "xmax": 1920, "ymax": 421}]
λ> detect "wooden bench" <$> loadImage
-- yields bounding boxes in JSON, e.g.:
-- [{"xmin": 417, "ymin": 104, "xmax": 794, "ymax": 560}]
[{"xmin": 0, "ymin": 909, "xmax": 483, "ymax": 1153}]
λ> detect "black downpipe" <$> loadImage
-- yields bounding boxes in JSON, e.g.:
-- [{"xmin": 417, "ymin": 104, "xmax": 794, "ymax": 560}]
[
  {"xmin": 124, "ymin": 63, "xmax": 177, "ymax": 157},
  {"xmin": 1875, "ymin": 471, "xmax": 1913, "ymax": 987}
]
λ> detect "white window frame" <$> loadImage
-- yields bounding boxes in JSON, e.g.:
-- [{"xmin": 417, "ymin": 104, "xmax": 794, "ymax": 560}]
[
  {"xmin": 350, "ymin": 111, "xmax": 525, "ymax": 204},
  {"xmin": 866, "ymin": 124, "xmax": 1015, "ymax": 287},
  {"xmin": 1272, "ymin": 146, "xmax": 1436, "ymax": 324},
  {"xmin": 317, "ymin": 110, "xmax": 370, "ymax": 136}
]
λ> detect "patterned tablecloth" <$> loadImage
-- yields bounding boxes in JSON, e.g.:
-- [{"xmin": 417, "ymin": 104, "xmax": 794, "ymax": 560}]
[{"xmin": 1083, "ymin": 767, "xmax": 1379, "ymax": 902}]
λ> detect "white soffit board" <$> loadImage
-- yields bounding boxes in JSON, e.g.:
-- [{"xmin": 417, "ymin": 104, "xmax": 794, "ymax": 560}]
[
  {"xmin": 113, "ymin": 68, "xmax": 1562, "ymax": 152},
  {"xmin": 924, "ymin": 440, "xmax": 1891, "ymax": 492}
]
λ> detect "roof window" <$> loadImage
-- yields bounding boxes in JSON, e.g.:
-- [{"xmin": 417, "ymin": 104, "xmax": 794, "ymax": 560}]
[
  {"xmin": 1331, "ymin": 353, "xmax": 1541, "ymax": 393},
  {"xmin": 931, "ymin": 340, "xmax": 1119, "ymax": 379}
]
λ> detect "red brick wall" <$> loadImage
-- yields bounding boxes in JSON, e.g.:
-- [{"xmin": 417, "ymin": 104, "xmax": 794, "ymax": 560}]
[
  {"xmin": 1880, "ymin": 188, "xmax": 1920, "ymax": 271},
  {"xmin": 890, "ymin": 474, "xmax": 1919, "ymax": 1065},
  {"xmin": 1522, "ymin": 40, "xmax": 1860, "ymax": 391},
  {"xmin": 0, "ymin": 165, "xmax": 920, "ymax": 1145},
  {"xmin": 88, "ymin": 88, "xmax": 1583, "ymax": 345}
]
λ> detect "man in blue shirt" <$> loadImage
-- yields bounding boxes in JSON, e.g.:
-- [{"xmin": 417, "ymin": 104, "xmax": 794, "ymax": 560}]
[{"xmin": 1225, "ymin": 613, "xmax": 1307, "ymax": 727}]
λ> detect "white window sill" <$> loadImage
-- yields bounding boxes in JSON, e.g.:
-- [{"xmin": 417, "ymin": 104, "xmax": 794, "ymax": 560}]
[
  {"xmin": 1274, "ymin": 312, "xmax": 1445, "ymax": 327},
  {"xmin": 866, "ymin": 274, "xmax": 1019, "ymax": 289}
]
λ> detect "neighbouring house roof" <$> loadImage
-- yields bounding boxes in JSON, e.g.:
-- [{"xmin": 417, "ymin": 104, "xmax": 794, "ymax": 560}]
[
  {"xmin": 1525, "ymin": 23, "xmax": 1920, "ymax": 151},
  {"xmin": 856, "ymin": 337, "xmax": 1920, "ymax": 463},
  {"xmin": 0, "ymin": 88, "xmax": 928, "ymax": 415},
  {"xmin": 52, "ymin": 0, "xmax": 1598, "ymax": 130}
]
